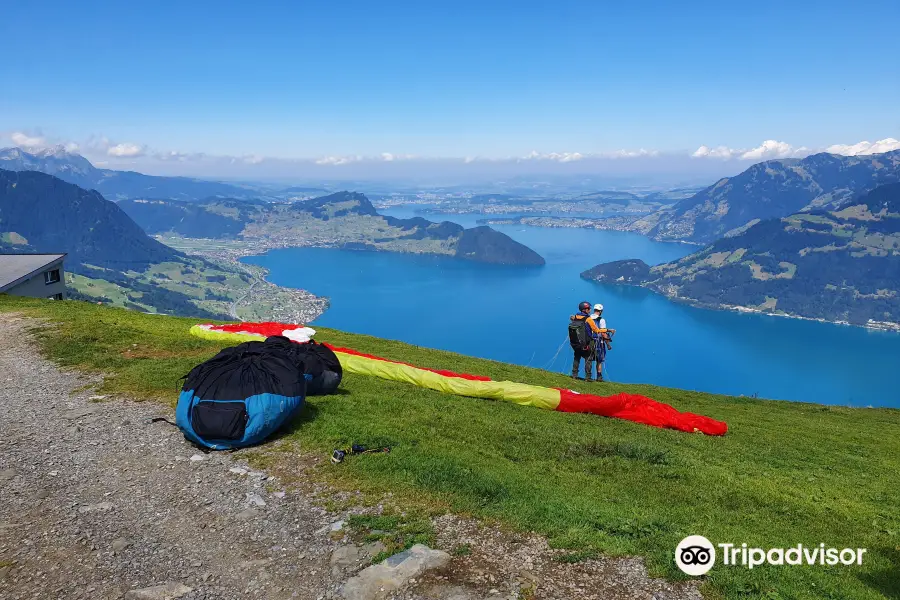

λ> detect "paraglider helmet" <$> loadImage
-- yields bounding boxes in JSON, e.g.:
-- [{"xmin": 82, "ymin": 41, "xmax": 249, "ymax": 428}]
[{"xmin": 578, "ymin": 301, "xmax": 591, "ymax": 312}]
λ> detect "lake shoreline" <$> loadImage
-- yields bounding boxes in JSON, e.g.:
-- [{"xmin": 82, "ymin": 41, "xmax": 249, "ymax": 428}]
[{"xmin": 581, "ymin": 274, "xmax": 900, "ymax": 333}]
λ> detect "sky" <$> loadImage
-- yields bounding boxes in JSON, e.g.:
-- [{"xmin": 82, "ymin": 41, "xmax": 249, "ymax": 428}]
[{"xmin": 1, "ymin": 0, "xmax": 899, "ymax": 181}]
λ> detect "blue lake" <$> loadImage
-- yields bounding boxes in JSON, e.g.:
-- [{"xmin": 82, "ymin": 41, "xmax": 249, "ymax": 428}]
[{"xmin": 244, "ymin": 207, "xmax": 900, "ymax": 408}]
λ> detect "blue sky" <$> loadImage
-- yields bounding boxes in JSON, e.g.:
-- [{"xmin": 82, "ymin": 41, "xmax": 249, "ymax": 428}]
[{"xmin": 1, "ymin": 0, "xmax": 898, "ymax": 179}]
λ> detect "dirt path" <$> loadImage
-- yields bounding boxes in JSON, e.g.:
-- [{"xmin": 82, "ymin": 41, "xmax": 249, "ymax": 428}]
[
  {"xmin": 0, "ymin": 316, "xmax": 702, "ymax": 600},
  {"xmin": 0, "ymin": 316, "xmax": 347, "ymax": 600}
]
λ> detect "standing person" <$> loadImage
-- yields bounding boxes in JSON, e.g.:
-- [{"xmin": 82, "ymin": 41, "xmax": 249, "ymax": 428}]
[
  {"xmin": 590, "ymin": 304, "xmax": 615, "ymax": 382},
  {"xmin": 569, "ymin": 301, "xmax": 604, "ymax": 381}
]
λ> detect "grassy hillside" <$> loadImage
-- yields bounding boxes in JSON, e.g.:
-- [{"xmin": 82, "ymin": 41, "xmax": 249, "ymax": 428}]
[{"xmin": 2, "ymin": 296, "xmax": 898, "ymax": 600}]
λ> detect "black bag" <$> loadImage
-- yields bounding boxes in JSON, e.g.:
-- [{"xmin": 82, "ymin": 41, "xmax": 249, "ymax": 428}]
[
  {"xmin": 177, "ymin": 337, "xmax": 308, "ymax": 449},
  {"xmin": 568, "ymin": 316, "xmax": 589, "ymax": 350},
  {"xmin": 182, "ymin": 337, "xmax": 306, "ymax": 402},
  {"xmin": 263, "ymin": 336, "xmax": 343, "ymax": 395}
]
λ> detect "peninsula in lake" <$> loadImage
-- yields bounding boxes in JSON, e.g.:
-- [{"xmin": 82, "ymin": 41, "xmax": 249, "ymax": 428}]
[{"xmin": 582, "ymin": 183, "xmax": 900, "ymax": 330}]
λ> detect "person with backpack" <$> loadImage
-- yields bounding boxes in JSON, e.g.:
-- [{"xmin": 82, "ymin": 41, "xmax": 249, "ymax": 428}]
[
  {"xmin": 590, "ymin": 303, "xmax": 615, "ymax": 382},
  {"xmin": 568, "ymin": 301, "xmax": 607, "ymax": 381}
]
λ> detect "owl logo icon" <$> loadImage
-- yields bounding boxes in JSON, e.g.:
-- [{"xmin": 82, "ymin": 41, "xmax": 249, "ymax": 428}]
[{"xmin": 675, "ymin": 535, "xmax": 716, "ymax": 576}]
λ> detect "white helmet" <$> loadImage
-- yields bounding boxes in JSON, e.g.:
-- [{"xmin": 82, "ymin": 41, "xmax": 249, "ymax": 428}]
[{"xmin": 593, "ymin": 303, "xmax": 604, "ymax": 311}]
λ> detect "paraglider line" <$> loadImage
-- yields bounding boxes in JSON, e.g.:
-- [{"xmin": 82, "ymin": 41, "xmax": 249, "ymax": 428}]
[{"xmin": 543, "ymin": 336, "xmax": 570, "ymax": 372}]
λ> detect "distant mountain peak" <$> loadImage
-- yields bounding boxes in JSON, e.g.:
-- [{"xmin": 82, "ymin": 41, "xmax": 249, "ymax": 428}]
[
  {"xmin": 33, "ymin": 144, "xmax": 75, "ymax": 158},
  {"xmin": 0, "ymin": 146, "xmax": 257, "ymax": 201},
  {"xmin": 0, "ymin": 145, "xmax": 98, "ymax": 179},
  {"xmin": 293, "ymin": 191, "xmax": 379, "ymax": 218},
  {"xmin": 0, "ymin": 147, "xmax": 24, "ymax": 160},
  {"xmin": 646, "ymin": 150, "xmax": 900, "ymax": 244}
]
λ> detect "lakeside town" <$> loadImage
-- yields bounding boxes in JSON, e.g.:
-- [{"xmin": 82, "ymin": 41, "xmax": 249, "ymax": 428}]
[{"xmin": 156, "ymin": 235, "xmax": 329, "ymax": 324}]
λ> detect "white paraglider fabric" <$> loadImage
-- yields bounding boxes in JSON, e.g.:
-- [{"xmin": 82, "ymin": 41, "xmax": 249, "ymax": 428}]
[{"xmin": 281, "ymin": 327, "xmax": 317, "ymax": 343}]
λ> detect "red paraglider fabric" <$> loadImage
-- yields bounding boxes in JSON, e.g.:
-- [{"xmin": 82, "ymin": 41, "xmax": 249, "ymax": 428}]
[{"xmin": 555, "ymin": 389, "xmax": 728, "ymax": 436}]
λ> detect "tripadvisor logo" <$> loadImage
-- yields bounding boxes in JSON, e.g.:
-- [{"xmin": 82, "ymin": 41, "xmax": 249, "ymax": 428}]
[
  {"xmin": 675, "ymin": 536, "xmax": 867, "ymax": 575},
  {"xmin": 675, "ymin": 535, "xmax": 716, "ymax": 576}
]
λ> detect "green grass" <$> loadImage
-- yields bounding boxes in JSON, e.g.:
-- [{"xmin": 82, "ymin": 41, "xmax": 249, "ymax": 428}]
[
  {"xmin": 67, "ymin": 272, "xmax": 156, "ymax": 312},
  {"xmin": 2, "ymin": 295, "xmax": 898, "ymax": 600},
  {"xmin": 347, "ymin": 513, "xmax": 436, "ymax": 563}
]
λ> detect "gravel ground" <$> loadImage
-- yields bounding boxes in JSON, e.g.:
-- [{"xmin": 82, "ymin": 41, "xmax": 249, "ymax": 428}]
[
  {"xmin": 0, "ymin": 317, "xmax": 342, "ymax": 600},
  {"xmin": 0, "ymin": 316, "xmax": 703, "ymax": 600}
]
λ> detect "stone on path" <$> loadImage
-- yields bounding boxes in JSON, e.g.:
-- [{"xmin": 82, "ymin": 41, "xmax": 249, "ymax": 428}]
[
  {"xmin": 112, "ymin": 537, "xmax": 132, "ymax": 552},
  {"xmin": 123, "ymin": 582, "xmax": 193, "ymax": 600},
  {"xmin": 361, "ymin": 541, "xmax": 386, "ymax": 558},
  {"xmin": 62, "ymin": 406, "xmax": 100, "ymax": 420},
  {"xmin": 340, "ymin": 544, "xmax": 450, "ymax": 600},
  {"xmin": 235, "ymin": 508, "xmax": 259, "ymax": 520},
  {"xmin": 246, "ymin": 492, "xmax": 267, "ymax": 507},
  {"xmin": 77, "ymin": 501, "xmax": 113, "ymax": 514},
  {"xmin": 330, "ymin": 545, "xmax": 361, "ymax": 572}
]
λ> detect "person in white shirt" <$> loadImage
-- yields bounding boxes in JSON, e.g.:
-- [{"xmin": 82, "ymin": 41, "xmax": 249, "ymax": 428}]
[{"xmin": 590, "ymin": 304, "xmax": 615, "ymax": 381}]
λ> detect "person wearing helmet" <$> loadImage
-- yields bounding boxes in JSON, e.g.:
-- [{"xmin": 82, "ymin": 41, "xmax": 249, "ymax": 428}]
[
  {"xmin": 569, "ymin": 301, "xmax": 606, "ymax": 381},
  {"xmin": 590, "ymin": 304, "xmax": 615, "ymax": 381}
]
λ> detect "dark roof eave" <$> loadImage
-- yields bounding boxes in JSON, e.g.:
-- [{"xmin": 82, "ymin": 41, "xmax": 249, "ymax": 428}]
[{"xmin": 0, "ymin": 254, "xmax": 67, "ymax": 293}]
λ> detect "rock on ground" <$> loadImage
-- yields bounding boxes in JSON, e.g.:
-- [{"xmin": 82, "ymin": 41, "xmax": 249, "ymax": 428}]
[
  {"xmin": 124, "ymin": 582, "xmax": 193, "ymax": 599},
  {"xmin": 341, "ymin": 545, "xmax": 450, "ymax": 600}
]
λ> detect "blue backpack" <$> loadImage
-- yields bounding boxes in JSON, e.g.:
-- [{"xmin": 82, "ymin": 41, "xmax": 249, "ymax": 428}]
[{"xmin": 176, "ymin": 337, "xmax": 310, "ymax": 450}]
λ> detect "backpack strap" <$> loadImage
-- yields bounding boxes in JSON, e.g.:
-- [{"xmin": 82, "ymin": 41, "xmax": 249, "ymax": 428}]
[{"xmin": 146, "ymin": 416, "xmax": 178, "ymax": 427}]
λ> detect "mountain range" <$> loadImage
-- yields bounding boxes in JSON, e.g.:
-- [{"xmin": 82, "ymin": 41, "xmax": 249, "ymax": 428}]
[
  {"xmin": 627, "ymin": 151, "xmax": 900, "ymax": 244},
  {"xmin": 0, "ymin": 169, "xmax": 182, "ymax": 270},
  {"xmin": 0, "ymin": 146, "xmax": 263, "ymax": 201},
  {"xmin": 0, "ymin": 168, "xmax": 233, "ymax": 318},
  {"xmin": 583, "ymin": 183, "xmax": 900, "ymax": 328}
]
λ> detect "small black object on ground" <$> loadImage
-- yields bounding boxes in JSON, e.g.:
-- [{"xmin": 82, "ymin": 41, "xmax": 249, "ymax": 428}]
[{"xmin": 331, "ymin": 444, "xmax": 391, "ymax": 464}]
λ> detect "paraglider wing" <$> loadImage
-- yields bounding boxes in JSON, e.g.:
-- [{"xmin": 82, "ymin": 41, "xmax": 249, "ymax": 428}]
[{"xmin": 190, "ymin": 322, "xmax": 727, "ymax": 436}]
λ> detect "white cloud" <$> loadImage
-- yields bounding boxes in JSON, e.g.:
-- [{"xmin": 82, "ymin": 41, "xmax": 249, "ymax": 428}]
[
  {"xmin": 11, "ymin": 132, "xmax": 47, "ymax": 149},
  {"xmin": 517, "ymin": 149, "xmax": 657, "ymax": 162},
  {"xmin": 740, "ymin": 140, "xmax": 806, "ymax": 160},
  {"xmin": 605, "ymin": 148, "xmax": 659, "ymax": 159},
  {"xmin": 825, "ymin": 138, "xmax": 900, "ymax": 156},
  {"xmin": 520, "ymin": 151, "xmax": 584, "ymax": 162},
  {"xmin": 154, "ymin": 150, "xmax": 196, "ymax": 162},
  {"xmin": 314, "ymin": 155, "xmax": 361, "ymax": 166},
  {"xmin": 692, "ymin": 145, "xmax": 737, "ymax": 159},
  {"xmin": 107, "ymin": 142, "xmax": 146, "ymax": 157},
  {"xmin": 378, "ymin": 152, "xmax": 418, "ymax": 162},
  {"xmin": 694, "ymin": 138, "xmax": 900, "ymax": 162},
  {"xmin": 81, "ymin": 135, "xmax": 147, "ymax": 159},
  {"xmin": 693, "ymin": 140, "xmax": 808, "ymax": 161}
]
